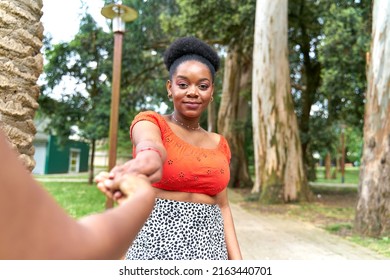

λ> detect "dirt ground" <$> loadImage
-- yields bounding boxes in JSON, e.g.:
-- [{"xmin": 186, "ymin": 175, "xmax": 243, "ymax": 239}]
[{"xmin": 228, "ymin": 187, "xmax": 387, "ymax": 260}]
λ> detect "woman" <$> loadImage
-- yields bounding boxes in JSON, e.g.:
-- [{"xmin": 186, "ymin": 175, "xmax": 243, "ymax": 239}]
[
  {"xmin": 0, "ymin": 129, "xmax": 155, "ymax": 260},
  {"xmin": 99, "ymin": 37, "xmax": 242, "ymax": 260}
]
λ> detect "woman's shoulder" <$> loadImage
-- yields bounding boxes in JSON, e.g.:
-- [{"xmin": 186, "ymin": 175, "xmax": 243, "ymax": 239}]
[
  {"xmin": 132, "ymin": 111, "xmax": 165, "ymax": 124},
  {"xmin": 130, "ymin": 111, "xmax": 169, "ymax": 138},
  {"xmin": 208, "ymin": 131, "xmax": 222, "ymax": 144},
  {"xmin": 212, "ymin": 133, "xmax": 230, "ymax": 159},
  {"xmin": 134, "ymin": 110, "xmax": 160, "ymax": 119}
]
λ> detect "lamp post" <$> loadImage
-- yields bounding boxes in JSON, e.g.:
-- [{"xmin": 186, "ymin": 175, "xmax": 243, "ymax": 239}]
[{"xmin": 101, "ymin": 1, "xmax": 137, "ymax": 208}]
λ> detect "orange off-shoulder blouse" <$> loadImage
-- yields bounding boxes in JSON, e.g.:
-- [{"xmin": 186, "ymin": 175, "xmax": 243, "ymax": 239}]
[{"xmin": 130, "ymin": 111, "xmax": 231, "ymax": 196}]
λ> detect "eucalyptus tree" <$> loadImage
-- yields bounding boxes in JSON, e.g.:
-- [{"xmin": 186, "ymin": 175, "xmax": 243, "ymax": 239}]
[
  {"xmin": 355, "ymin": 0, "xmax": 390, "ymax": 237},
  {"xmin": 0, "ymin": 0, "xmax": 43, "ymax": 171},
  {"xmin": 252, "ymin": 0, "xmax": 310, "ymax": 203}
]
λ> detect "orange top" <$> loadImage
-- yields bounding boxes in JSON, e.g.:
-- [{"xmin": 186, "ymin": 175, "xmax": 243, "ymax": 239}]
[{"xmin": 130, "ymin": 111, "xmax": 231, "ymax": 196}]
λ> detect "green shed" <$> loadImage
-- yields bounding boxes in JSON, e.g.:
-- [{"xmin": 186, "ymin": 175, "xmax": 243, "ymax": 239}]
[{"xmin": 33, "ymin": 134, "xmax": 89, "ymax": 175}]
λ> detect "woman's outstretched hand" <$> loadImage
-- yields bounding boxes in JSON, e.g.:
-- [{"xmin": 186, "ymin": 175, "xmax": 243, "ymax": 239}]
[{"xmin": 95, "ymin": 171, "xmax": 153, "ymax": 205}]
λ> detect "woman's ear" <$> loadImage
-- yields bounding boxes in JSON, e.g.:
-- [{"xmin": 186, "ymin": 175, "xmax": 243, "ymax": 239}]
[
  {"xmin": 166, "ymin": 80, "xmax": 172, "ymax": 100},
  {"xmin": 166, "ymin": 79, "xmax": 172, "ymax": 91}
]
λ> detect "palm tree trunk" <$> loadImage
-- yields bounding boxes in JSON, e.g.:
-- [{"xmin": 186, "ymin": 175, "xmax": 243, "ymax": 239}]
[{"xmin": 0, "ymin": 0, "xmax": 43, "ymax": 171}]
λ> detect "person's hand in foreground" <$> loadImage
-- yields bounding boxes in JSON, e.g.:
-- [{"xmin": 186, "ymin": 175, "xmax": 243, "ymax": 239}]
[{"xmin": 0, "ymin": 130, "xmax": 155, "ymax": 260}]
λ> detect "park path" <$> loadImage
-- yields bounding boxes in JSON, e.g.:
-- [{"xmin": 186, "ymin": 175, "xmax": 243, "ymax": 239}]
[{"xmin": 230, "ymin": 202, "xmax": 387, "ymax": 260}]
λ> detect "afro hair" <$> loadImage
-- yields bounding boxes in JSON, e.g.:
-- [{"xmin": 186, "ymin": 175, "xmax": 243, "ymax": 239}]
[{"xmin": 163, "ymin": 37, "xmax": 220, "ymax": 73}]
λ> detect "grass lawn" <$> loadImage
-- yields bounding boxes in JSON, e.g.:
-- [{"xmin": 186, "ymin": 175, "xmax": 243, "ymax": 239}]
[
  {"xmin": 34, "ymin": 173, "xmax": 89, "ymax": 180},
  {"xmin": 315, "ymin": 166, "xmax": 360, "ymax": 184},
  {"xmin": 40, "ymin": 181, "xmax": 106, "ymax": 219}
]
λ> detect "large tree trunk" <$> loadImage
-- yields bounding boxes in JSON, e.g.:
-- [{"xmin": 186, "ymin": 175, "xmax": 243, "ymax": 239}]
[
  {"xmin": 355, "ymin": 0, "xmax": 390, "ymax": 237},
  {"xmin": 251, "ymin": 0, "xmax": 311, "ymax": 203},
  {"xmin": 217, "ymin": 46, "xmax": 253, "ymax": 188},
  {"xmin": 0, "ymin": 0, "xmax": 43, "ymax": 171}
]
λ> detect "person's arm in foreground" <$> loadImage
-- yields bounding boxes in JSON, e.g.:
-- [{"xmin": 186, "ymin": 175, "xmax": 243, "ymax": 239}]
[
  {"xmin": 0, "ymin": 131, "xmax": 155, "ymax": 260},
  {"xmin": 216, "ymin": 188, "xmax": 243, "ymax": 260}
]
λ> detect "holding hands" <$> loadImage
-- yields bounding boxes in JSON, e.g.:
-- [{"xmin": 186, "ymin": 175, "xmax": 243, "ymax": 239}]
[
  {"xmin": 95, "ymin": 147, "xmax": 163, "ymax": 203},
  {"xmin": 95, "ymin": 171, "xmax": 153, "ymax": 204}
]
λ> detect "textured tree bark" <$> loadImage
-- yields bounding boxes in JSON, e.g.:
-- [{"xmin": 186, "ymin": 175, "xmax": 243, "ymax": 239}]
[
  {"xmin": 0, "ymin": 0, "xmax": 43, "ymax": 171},
  {"xmin": 207, "ymin": 96, "xmax": 217, "ymax": 132},
  {"xmin": 251, "ymin": 0, "xmax": 311, "ymax": 203},
  {"xmin": 217, "ymin": 46, "xmax": 253, "ymax": 188},
  {"xmin": 355, "ymin": 0, "xmax": 390, "ymax": 237}
]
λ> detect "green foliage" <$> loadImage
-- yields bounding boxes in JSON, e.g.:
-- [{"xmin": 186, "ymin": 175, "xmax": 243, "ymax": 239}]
[
  {"xmin": 160, "ymin": 0, "xmax": 255, "ymax": 50},
  {"xmin": 318, "ymin": 3, "xmax": 370, "ymax": 127},
  {"xmin": 344, "ymin": 126, "xmax": 363, "ymax": 164},
  {"xmin": 309, "ymin": 116, "xmax": 339, "ymax": 159},
  {"xmin": 288, "ymin": 0, "xmax": 370, "ymax": 180},
  {"xmin": 41, "ymin": 12, "xmax": 113, "ymax": 143},
  {"xmin": 114, "ymin": 0, "xmax": 176, "ymax": 114},
  {"xmin": 288, "ymin": 0, "xmax": 324, "ymax": 118},
  {"xmin": 307, "ymin": 2, "xmax": 369, "ymax": 170},
  {"xmin": 288, "ymin": 1, "xmax": 328, "ymax": 181},
  {"xmin": 40, "ymin": 1, "xmax": 178, "ymax": 155},
  {"xmin": 309, "ymin": 120, "xmax": 363, "ymax": 167}
]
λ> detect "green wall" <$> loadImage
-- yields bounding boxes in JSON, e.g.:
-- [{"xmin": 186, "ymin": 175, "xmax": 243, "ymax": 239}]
[{"xmin": 45, "ymin": 135, "xmax": 89, "ymax": 174}]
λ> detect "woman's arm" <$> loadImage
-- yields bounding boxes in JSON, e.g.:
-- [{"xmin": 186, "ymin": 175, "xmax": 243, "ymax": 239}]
[
  {"xmin": 98, "ymin": 120, "xmax": 167, "ymax": 188},
  {"xmin": 126, "ymin": 120, "xmax": 167, "ymax": 182},
  {"xmin": 0, "ymin": 130, "xmax": 155, "ymax": 259},
  {"xmin": 216, "ymin": 188, "xmax": 243, "ymax": 260}
]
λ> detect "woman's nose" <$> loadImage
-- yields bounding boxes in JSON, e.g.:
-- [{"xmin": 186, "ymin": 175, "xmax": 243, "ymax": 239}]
[{"xmin": 186, "ymin": 85, "xmax": 198, "ymax": 96}]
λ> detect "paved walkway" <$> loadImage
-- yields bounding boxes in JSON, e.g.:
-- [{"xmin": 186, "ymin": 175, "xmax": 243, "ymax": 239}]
[{"xmin": 231, "ymin": 203, "xmax": 387, "ymax": 260}]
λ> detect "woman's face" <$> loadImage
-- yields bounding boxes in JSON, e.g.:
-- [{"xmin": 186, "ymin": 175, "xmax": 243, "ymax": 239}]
[{"xmin": 167, "ymin": 60, "xmax": 214, "ymax": 118}]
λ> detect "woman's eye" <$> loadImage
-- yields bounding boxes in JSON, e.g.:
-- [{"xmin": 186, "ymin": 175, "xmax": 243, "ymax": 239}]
[
  {"xmin": 199, "ymin": 84, "xmax": 209, "ymax": 90},
  {"xmin": 178, "ymin": 83, "xmax": 188, "ymax": 89}
]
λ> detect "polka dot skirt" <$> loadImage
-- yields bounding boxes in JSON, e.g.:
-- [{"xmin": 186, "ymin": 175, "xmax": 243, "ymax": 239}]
[{"xmin": 125, "ymin": 198, "xmax": 228, "ymax": 260}]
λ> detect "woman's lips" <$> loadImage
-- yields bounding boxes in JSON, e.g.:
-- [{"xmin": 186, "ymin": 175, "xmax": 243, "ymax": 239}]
[{"xmin": 184, "ymin": 102, "xmax": 201, "ymax": 109}]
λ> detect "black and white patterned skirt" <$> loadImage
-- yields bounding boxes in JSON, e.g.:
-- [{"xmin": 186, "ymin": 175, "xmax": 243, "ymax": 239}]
[{"xmin": 125, "ymin": 198, "xmax": 228, "ymax": 260}]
